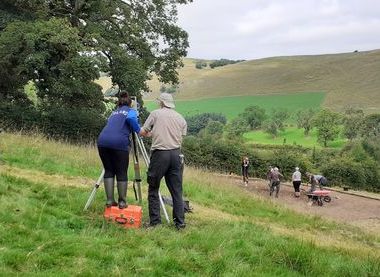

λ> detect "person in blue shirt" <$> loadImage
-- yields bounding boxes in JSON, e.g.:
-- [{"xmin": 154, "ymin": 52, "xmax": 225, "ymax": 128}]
[{"xmin": 97, "ymin": 91, "xmax": 141, "ymax": 209}]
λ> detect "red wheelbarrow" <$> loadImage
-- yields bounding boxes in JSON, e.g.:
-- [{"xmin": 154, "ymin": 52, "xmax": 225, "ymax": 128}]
[{"xmin": 307, "ymin": 190, "xmax": 332, "ymax": 206}]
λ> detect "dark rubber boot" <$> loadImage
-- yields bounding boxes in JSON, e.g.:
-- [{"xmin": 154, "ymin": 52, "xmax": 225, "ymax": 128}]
[
  {"xmin": 104, "ymin": 178, "xmax": 117, "ymax": 207},
  {"xmin": 117, "ymin": 181, "xmax": 128, "ymax": 209}
]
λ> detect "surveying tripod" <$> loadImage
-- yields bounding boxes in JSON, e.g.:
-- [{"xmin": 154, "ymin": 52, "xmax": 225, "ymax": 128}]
[{"xmin": 83, "ymin": 132, "xmax": 170, "ymax": 223}]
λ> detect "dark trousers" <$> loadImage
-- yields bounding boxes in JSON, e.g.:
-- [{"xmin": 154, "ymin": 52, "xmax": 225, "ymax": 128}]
[
  {"xmin": 98, "ymin": 147, "xmax": 129, "ymax": 181},
  {"xmin": 147, "ymin": 149, "xmax": 184, "ymax": 226},
  {"xmin": 242, "ymin": 166, "xmax": 249, "ymax": 182},
  {"xmin": 293, "ymin": 181, "xmax": 301, "ymax": 192},
  {"xmin": 270, "ymin": 181, "xmax": 280, "ymax": 196}
]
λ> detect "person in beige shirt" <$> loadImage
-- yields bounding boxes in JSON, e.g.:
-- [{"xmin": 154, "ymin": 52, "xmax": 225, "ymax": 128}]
[{"xmin": 140, "ymin": 93, "xmax": 187, "ymax": 229}]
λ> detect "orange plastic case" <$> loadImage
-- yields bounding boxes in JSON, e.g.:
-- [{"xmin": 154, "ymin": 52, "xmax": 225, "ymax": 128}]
[{"xmin": 104, "ymin": 205, "xmax": 142, "ymax": 229}]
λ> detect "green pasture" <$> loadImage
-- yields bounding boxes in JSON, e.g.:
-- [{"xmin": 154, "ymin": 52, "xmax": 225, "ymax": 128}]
[
  {"xmin": 243, "ymin": 127, "xmax": 347, "ymax": 149},
  {"xmin": 144, "ymin": 92, "xmax": 325, "ymax": 120}
]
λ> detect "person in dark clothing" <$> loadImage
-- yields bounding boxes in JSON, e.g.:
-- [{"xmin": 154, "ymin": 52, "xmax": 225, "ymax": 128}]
[
  {"xmin": 97, "ymin": 92, "xmax": 141, "ymax": 209},
  {"xmin": 241, "ymin": 156, "xmax": 249, "ymax": 186},
  {"xmin": 140, "ymin": 93, "xmax": 187, "ymax": 230}
]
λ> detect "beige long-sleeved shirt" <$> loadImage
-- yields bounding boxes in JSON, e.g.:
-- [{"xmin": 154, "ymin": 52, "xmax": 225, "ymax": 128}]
[{"xmin": 142, "ymin": 107, "xmax": 187, "ymax": 150}]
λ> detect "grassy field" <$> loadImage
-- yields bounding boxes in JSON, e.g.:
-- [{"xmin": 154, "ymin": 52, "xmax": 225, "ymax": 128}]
[
  {"xmin": 0, "ymin": 132, "xmax": 379, "ymax": 275},
  {"xmin": 97, "ymin": 50, "xmax": 380, "ymax": 113},
  {"xmin": 144, "ymin": 92, "xmax": 325, "ymax": 120},
  {"xmin": 244, "ymin": 127, "xmax": 347, "ymax": 149}
]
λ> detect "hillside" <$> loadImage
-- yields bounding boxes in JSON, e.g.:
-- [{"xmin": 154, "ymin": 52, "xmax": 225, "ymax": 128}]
[
  {"xmin": 0, "ymin": 132, "xmax": 379, "ymax": 275},
  {"xmin": 105, "ymin": 50, "xmax": 380, "ymax": 113}
]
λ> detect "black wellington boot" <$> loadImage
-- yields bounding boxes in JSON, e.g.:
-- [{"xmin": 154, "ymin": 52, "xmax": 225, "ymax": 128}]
[
  {"xmin": 117, "ymin": 181, "xmax": 128, "ymax": 209},
  {"xmin": 104, "ymin": 178, "xmax": 117, "ymax": 207}
]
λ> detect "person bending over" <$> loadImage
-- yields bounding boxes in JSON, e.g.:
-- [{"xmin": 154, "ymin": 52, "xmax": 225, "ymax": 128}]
[{"xmin": 97, "ymin": 92, "xmax": 141, "ymax": 209}]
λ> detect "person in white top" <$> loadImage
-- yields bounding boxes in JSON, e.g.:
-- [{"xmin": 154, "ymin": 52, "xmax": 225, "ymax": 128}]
[{"xmin": 292, "ymin": 167, "xmax": 302, "ymax": 197}]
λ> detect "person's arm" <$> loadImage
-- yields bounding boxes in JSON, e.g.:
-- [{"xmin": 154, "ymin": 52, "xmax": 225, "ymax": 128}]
[
  {"xmin": 126, "ymin": 110, "xmax": 141, "ymax": 134},
  {"xmin": 139, "ymin": 112, "xmax": 155, "ymax": 137},
  {"xmin": 182, "ymin": 117, "xmax": 187, "ymax": 137}
]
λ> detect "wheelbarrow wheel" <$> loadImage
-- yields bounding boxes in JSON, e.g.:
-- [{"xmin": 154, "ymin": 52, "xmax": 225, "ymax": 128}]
[{"xmin": 323, "ymin": 196, "xmax": 331, "ymax": 203}]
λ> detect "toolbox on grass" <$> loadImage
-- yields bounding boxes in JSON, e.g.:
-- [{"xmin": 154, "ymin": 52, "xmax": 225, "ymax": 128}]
[{"xmin": 104, "ymin": 205, "xmax": 142, "ymax": 229}]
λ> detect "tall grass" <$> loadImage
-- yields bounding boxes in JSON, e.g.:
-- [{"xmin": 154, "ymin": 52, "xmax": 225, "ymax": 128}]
[
  {"xmin": 0, "ymin": 132, "xmax": 379, "ymax": 275},
  {"xmin": 0, "ymin": 132, "xmax": 101, "ymax": 178}
]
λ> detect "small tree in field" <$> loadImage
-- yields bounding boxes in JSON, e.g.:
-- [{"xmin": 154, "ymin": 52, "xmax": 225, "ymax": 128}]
[
  {"xmin": 296, "ymin": 108, "xmax": 315, "ymax": 135},
  {"xmin": 361, "ymin": 113, "xmax": 380, "ymax": 138},
  {"xmin": 186, "ymin": 113, "xmax": 227, "ymax": 135},
  {"xmin": 343, "ymin": 108, "xmax": 364, "ymax": 140},
  {"xmin": 262, "ymin": 108, "xmax": 289, "ymax": 138},
  {"xmin": 314, "ymin": 109, "xmax": 341, "ymax": 147},
  {"xmin": 239, "ymin": 105, "xmax": 266, "ymax": 130},
  {"xmin": 225, "ymin": 117, "xmax": 249, "ymax": 140},
  {"xmin": 199, "ymin": 120, "xmax": 224, "ymax": 138},
  {"xmin": 263, "ymin": 119, "xmax": 279, "ymax": 138},
  {"xmin": 272, "ymin": 108, "xmax": 289, "ymax": 131}
]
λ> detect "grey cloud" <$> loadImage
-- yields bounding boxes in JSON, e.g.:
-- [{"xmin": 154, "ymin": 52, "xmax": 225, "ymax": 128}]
[{"xmin": 177, "ymin": 0, "xmax": 380, "ymax": 59}]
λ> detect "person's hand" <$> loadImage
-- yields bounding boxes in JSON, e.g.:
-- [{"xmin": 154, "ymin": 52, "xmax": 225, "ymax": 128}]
[{"xmin": 139, "ymin": 129, "xmax": 151, "ymax": 137}]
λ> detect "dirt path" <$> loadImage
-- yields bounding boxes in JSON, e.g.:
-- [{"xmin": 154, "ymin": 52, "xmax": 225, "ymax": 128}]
[{"xmin": 229, "ymin": 176, "xmax": 380, "ymax": 233}]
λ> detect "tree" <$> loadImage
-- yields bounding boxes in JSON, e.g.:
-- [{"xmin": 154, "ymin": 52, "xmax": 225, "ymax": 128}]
[
  {"xmin": 204, "ymin": 120, "xmax": 224, "ymax": 136},
  {"xmin": 195, "ymin": 60, "xmax": 207, "ymax": 69},
  {"xmin": 361, "ymin": 114, "xmax": 380, "ymax": 138},
  {"xmin": 313, "ymin": 109, "xmax": 341, "ymax": 147},
  {"xmin": 272, "ymin": 108, "xmax": 289, "ymax": 131},
  {"xmin": 296, "ymin": 109, "xmax": 315, "ymax": 135},
  {"xmin": 239, "ymin": 105, "xmax": 266, "ymax": 130},
  {"xmin": 209, "ymin": 58, "xmax": 245, "ymax": 69},
  {"xmin": 186, "ymin": 113, "xmax": 227, "ymax": 136},
  {"xmin": 262, "ymin": 108, "xmax": 289, "ymax": 138},
  {"xmin": 263, "ymin": 119, "xmax": 279, "ymax": 138},
  {"xmin": 225, "ymin": 117, "xmax": 249, "ymax": 140},
  {"xmin": 0, "ymin": 0, "xmax": 192, "ymax": 141},
  {"xmin": 0, "ymin": 0, "xmax": 192, "ymax": 106},
  {"xmin": 343, "ymin": 108, "xmax": 364, "ymax": 140}
]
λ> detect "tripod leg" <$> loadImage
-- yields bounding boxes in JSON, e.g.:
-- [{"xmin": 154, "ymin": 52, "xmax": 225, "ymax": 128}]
[
  {"xmin": 83, "ymin": 169, "xmax": 105, "ymax": 211},
  {"xmin": 131, "ymin": 133, "xmax": 143, "ymax": 204}
]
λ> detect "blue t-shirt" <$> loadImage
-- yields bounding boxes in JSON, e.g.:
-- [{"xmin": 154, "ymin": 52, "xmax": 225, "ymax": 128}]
[{"xmin": 97, "ymin": 105, "xmax": 141, "ymax": 151}]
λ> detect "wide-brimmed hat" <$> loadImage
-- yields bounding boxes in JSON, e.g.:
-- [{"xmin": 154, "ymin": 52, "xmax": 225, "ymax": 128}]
[{"xmin": 157, "ymin": 93, "xmax": 175, "ymax": 108}]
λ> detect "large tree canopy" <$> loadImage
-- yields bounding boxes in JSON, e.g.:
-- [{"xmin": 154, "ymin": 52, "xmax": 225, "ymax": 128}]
[{"xmin": 0, "ymin": 0, "xmax": 192, "ymax": 106}]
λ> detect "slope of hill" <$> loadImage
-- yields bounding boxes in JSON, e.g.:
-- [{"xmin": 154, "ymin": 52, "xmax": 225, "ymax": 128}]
[
  {"xmin": 142, "ymin": 50, "xmax": 380, "ymax": 113},
  {"xmin": 1, "ymin": 132, "xmax": 379, "ymax": 275}
]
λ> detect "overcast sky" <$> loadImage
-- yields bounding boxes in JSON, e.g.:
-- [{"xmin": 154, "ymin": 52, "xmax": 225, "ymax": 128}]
[{"xmin": 177, "ymin": 0, "xmax": 380, "ymax": 60}]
